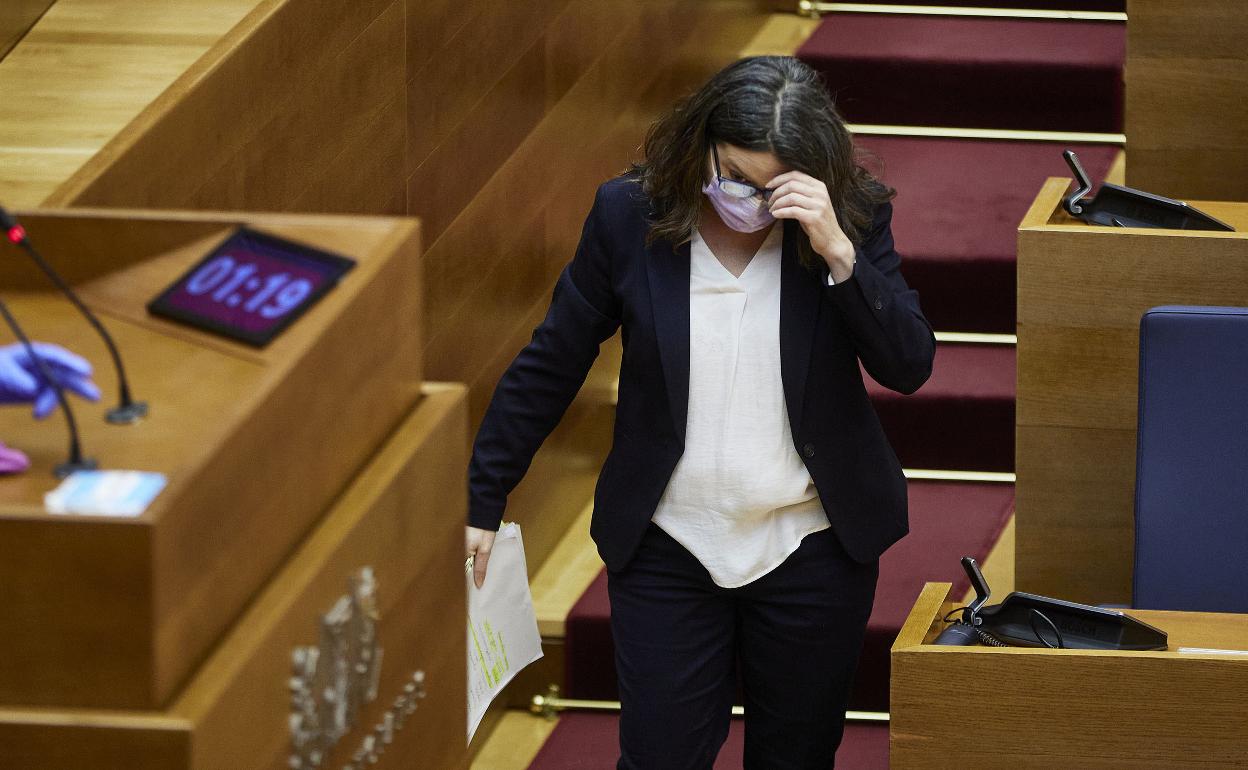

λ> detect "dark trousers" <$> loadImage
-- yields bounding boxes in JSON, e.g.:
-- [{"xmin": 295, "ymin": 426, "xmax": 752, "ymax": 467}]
[{"xmin": 607, "ymin": 520, "xmax": 879, "ymax": 770}]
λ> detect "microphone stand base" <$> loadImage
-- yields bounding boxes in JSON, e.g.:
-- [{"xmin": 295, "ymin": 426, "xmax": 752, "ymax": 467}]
[
  {"xmin": 54, "ymin": 457, "xmax": 99, "ymax": 479},
  {"xmin": 107, "ymin": 401, "xmax": 149, "ymax": 425}
]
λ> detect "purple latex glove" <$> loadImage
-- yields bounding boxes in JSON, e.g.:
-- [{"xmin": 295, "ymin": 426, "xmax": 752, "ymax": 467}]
[
  {"xmin": 0, "ymin": 441, "xmax": 30, "ymax": 474},
  {"xmin": 0, "ymin": 342, "xmax": 102, "ymax": 419}
]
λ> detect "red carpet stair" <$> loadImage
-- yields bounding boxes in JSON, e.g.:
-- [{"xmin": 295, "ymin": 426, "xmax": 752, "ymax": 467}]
[
  {"xmin": 856, "ymin": 136, "xmax": 1119, "ymax": 334},
  {"xmin": 529, "ymin": 4, "xmax": 1124, "ymax": 767},
  {"xmin": 834, "ymin": 0, "xmax": 1123, "ymax": 8},
  {"xmin": 869, "ymin": 342, "xmax": 1015, "ymax": 472},
  {"xmin": 795, "ymin": 12, "xmax": 1125, "ymax": 132},
  {"xmin": 528, "ymin": 714, "xmax": 889, "ymax": 768}
]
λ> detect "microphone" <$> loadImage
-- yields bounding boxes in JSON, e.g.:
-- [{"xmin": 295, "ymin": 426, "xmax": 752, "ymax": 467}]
[
  {"xmin": 0, "ymin": 296, "xmax": 98, "ymax": 477},
  {"xmin": 1, "ymin": 206, "xmax": 148, "ymax": 424}
]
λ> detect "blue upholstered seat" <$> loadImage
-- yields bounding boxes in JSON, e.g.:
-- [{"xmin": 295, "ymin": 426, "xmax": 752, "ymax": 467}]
[{"xmin": 1134, "ymin": 306, "xmax": 1248, "ymax": 613}]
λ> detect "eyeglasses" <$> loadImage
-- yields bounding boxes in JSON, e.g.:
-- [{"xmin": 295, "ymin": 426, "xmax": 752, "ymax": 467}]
[{"xmin": 711, "ymin": 144, "xmax": 775, "ymax": 202}]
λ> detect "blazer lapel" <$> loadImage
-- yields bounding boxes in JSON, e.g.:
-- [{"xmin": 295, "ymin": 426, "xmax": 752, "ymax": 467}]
[
  {"xmin": 645, "ymin": 222, "xmax": 819, "ymax": 445},
  {"xmin": 645, "ymin": 236, "xmax": 691, "ymax": 445},
  {"xmin": 779, "ymin": 220, "xmax": 821, "ymax": 434}
]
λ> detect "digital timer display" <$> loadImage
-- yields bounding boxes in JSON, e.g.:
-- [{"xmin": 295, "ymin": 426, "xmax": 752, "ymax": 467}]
[{"xmin": 148, "ymin": 227, "xmax": 356, "ymax": 347}]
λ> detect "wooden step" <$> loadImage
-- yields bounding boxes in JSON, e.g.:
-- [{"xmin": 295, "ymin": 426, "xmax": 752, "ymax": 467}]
[
  {"xmin": 857, "ymin": 135, "xmax": 1121, "ymax": 333},
  {"xmin": 867, "ymin": 342, "xmax": 1016, "ymax": 472},
  {"xmin": 797, "ymin": 13, "xmax": 1125, "ymax": 132}
]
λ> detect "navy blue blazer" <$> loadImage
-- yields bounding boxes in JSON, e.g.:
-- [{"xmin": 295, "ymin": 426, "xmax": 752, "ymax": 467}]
[{"xmin": 469, "ymin": 174, "xmax": 935, "ymax": 573}]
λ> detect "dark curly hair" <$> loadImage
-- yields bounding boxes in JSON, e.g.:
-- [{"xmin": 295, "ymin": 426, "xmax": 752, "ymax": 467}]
[{"xmin": 631, "ymin": 55, "xmax": 894, "ymax": 269}]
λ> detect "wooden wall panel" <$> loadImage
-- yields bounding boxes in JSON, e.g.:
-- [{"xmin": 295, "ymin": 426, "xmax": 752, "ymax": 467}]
[
  {"xmin": 1015, "ymin": 178, "xmax": 1248, "ymax": 603},
  {"xmin": 0, "ymin": 712, "xmax": 190, "ymax": 770},
  {"xmin": 1125, "ymin": 0, "xmax": 1248, "ymax": 200},
  {"xmin": 405, "ymin": 0, "xmax": 565, "ymax": 173},
  {"xmin": 45, "ymin": 0, "xmax": 405, "ymax": 214},
  {"xmin": 0, "ymin": 0, "xmax": 258, "ymax": 207},
  {"xmin": 1015, "ymin": 425, "xmax": 1138, "ymax": 599},
  {"xmin": 182, "ymin": 2, "xmax": 406, "ymax": 214},
  {"xmin": 0, "ymin": 0, "xmax": 53, "ymax": 59}
]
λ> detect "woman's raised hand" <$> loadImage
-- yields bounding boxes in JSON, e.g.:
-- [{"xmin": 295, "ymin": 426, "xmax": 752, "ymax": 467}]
[
  {"xmin": 766, "ymin": 170, "xmax": 856, "ymax": 282},
  {"xmin": 466, "ymin": 525, "xmax": 497, "ymax": 589}
]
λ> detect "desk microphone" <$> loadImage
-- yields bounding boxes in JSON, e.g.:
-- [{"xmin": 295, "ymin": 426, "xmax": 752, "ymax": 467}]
[
  {"xmin": 1, "ymin": 206, "xmax": 148, "ymax": 424},
  {"xmin": 0, "ymin": 296, "xmax": 98, "ymax": 477}
]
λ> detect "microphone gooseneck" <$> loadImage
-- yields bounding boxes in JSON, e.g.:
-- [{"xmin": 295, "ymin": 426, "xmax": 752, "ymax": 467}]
[
  {"xmin": 0, "ymin": 296, "xmax": 98, "ymax": 477},
  {"xmin": 1, "ymin": 207, "xmax": 148, "ymax": 424}
]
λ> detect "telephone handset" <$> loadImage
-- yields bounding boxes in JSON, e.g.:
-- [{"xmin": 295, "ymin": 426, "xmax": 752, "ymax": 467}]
[
  {"xmin": 933, "ymin": 557, "xmax": 1168, "ymax": 651},
  {"xmin": 1062, "ymin": 150, "xmax": 1233, "ymax": 231}
]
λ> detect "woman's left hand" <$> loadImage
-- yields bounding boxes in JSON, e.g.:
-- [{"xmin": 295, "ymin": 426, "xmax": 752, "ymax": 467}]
[{"xmin": 767, "ymin": 170, "xmax": 856, "ymax": 282}]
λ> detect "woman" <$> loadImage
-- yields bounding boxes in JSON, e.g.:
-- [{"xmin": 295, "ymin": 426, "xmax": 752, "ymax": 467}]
[{"xmin": 467, "ymin": 56, "xmax": 934, "ymax": 768}]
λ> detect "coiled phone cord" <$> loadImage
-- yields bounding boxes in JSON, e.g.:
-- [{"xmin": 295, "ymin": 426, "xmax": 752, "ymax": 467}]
[{"xmin": 942, "ymin": 606, "xmax": 1066, "ymax": 649}]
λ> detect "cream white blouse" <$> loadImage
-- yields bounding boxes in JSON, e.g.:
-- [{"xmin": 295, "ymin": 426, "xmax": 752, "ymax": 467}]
[{"xmin": 651, "ymin": 224, "xmax": 831, "ymax": 588}]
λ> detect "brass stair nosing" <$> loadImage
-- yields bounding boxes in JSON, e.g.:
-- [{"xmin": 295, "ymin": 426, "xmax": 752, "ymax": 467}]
[
  {"xmin": 798, "ymin": 2, "xmax": 1126, "ymax": 23},
  {"xmin": 935, "ymin": 331, "xmax": 1017, "ymax": 345},
  {"xmin": 530, "ymin": 689, "xmax": 890, "ymax": 723},
  {"xmin": 850, "ymin": 123, "xmax": 1125, "ymax": 145},
  {"xmin": 904, "ymin": 468, "xmax": 1016, "ymax": 483}
]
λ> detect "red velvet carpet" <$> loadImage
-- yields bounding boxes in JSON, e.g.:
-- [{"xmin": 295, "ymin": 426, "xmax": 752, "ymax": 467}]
[
  {"xmin": 796, "ymin": 14, "xmax": 1125, "ymax": 132},
  {"xmin": 866, "ymin": 343, "xmax": 1015, "ymax": 472},
  {"xmin": 528, "ymin": 714, "xmax": 889, "ymax": 769},
  {"xmin": 843, "ymin": 0, "xmax": 1122, "ymax": 8},
  {"xmin": 856, "ymin": 136, "xmax": 1119, "ymax": 333}
]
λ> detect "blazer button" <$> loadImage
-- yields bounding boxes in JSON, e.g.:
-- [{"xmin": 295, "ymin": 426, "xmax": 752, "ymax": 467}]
[
  {"xmin": 802, "ymin": 442, "xmax": 816, "ymax": 459},
  {"xmin": 873, "ymin": 297, "xmax": 883, "ymax": 310}
]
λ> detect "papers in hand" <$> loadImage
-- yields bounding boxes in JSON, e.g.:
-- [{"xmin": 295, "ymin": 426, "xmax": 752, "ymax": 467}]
[
  {"xmin": 44, "ymin": 470, "xmax": 167, "ymax": 517},
  {"xmin": 466, "ymin": 521, "xmax": 544, "ymax": 743}
]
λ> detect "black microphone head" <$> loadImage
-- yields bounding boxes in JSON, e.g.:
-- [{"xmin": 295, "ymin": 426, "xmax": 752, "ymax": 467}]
[{"xmin": 0, "ymin": 206, "xmax": 16, "ymax": 229}]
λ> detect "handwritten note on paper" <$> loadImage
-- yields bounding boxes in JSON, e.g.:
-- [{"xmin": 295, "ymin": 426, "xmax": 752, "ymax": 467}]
[{"xmin": 466, "ymin": 521, "xmax": 543, "ymax": 742}]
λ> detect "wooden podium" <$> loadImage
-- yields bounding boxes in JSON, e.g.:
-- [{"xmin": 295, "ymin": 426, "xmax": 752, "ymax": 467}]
[
  {"xmin": 0, "ymin": 209, "xmax": 470, "ymax": 768},
  {"xmin": 1015, "ymin": 181, "xmax": 1248, "ymax": 603},
  {"xmin": 891, "ymin": 583, "xmax": 1248, "ymax": 768}
]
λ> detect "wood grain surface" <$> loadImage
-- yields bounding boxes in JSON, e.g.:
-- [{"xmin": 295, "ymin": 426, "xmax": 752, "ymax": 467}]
[
  {"xmin": 891, "ymin": 583, "xmax": 1248, "ymax": 768},
  {"xmin": 0, "ymin": 208, "xmax": 424, "ymax": 710},
  {"xmin": 0, "ymin": 0, "xmax": 53, "ymax": 59},
  {"xmin": 46, "ymin": 0, "xmax": 405, "ymax": 215},
  {"xmin": 0, "ymin": 0, "xmax": 261, "ymax": 206},
  {"xmin": 1125, "ymin": 0, "xmax": 1248, "ymax": 200},
  {"xmin": 1015, "ymin": 178, "xmax": 1248, "ymax": 604},
  {"xmin": 0, "ymin": 384, "xmax": 469, "ymax": 770}
]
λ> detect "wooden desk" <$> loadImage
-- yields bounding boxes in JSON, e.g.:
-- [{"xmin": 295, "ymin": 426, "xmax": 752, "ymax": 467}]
[
  {"xmin": 0, "ymin": 208, "xmax": 423, "ymax": 709},
  {"xmin": 0, "ymin": 384, "xmax": 469, "ymax": 770},
  {"xmin": 1015, "ymin": 180, "xmax": 1248, "ymax": 604},
  {"xmin": 892, "ymin": 582, "xmax": 1248, "ymax": 768}
]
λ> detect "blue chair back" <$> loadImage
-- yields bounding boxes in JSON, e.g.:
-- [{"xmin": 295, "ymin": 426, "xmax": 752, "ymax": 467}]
[{"xmin": 1134, "ymin": 306, "xmax": 1248, "ymax": 612}]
